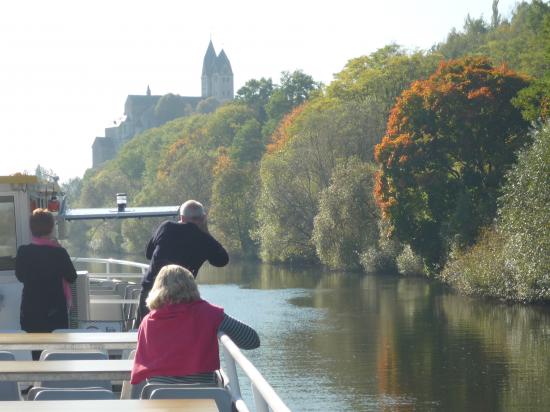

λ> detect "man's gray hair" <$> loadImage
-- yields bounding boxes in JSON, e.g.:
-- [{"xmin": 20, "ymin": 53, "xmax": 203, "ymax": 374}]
[
  {"xmin": 146, "ymin": 265, "xmax": 200, "ymax": 310},
  {"xmin": 179, "ymin": 200, "xmax": 206, "ymax": 218}
]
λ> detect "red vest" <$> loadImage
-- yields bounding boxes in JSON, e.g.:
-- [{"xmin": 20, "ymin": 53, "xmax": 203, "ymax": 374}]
[{"xmin": 131, "ymin": 299, "xmax": 224, "ymax": 384}]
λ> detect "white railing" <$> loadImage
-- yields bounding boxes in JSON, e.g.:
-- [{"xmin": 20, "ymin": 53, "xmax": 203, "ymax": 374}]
[
  {"xmin": 71, "ymin": 257, "xmax": 149, "ymax": 275},
  {"xmin": 219, "ymin": 333, "xmax": 291, "ymax": 412},
  {"xmin": 71, "ymin": 257, "xmax": 291, "ymax": 412}
]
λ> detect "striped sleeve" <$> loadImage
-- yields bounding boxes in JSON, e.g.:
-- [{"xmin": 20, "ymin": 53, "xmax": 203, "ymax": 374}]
[{"xmin": 218, "ymin": 314, "xmax": 260, "ymax": 350}]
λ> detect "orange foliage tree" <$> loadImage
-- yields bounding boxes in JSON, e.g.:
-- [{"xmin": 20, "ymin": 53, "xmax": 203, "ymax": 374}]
[{"xmin": 374, "ymin": 56, "xmax": 530, "ymax": 270}]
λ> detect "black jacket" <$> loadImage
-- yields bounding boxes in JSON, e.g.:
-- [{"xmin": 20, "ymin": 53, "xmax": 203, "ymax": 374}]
[
  {"xmin": 142, "ymin": 221, "xmax": 229, "ymax": 288},
  {"xmin": 15, "ymin": 244, "xmax": 77, "ymax": 332}
]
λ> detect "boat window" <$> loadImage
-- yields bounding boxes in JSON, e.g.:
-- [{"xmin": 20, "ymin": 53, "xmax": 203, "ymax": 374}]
[{"xmin": 0, "ymin": 196, "xmax": 17, "ymax": 271}]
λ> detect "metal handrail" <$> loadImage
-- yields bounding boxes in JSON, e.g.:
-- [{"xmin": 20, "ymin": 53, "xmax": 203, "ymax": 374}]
[
  {"xmin": 71, "ymin": 257, "xmax": 149, "ymax": 272},
  {"xmin": 219, "ymin": 333, "xmax": 291, "ymax": 412}
]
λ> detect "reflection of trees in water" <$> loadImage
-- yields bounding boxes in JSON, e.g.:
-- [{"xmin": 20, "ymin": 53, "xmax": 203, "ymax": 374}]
[
  {"xmin": 440, "ymin": 296, "xmax": 550, "ymax": 410},
  {"xmin": 257, "ymin": 270, "xmax": 516, "ymax": 411}
]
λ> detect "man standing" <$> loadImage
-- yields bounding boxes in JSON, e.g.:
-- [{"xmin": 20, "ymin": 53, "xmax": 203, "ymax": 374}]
[{"xmin": 134, "ymin": 200, "xmax": 229, "ymax": 327}]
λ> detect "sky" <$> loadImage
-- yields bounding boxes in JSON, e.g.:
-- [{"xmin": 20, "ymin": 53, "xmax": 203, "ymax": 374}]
[{"xmin": 0, "ymin": 0, "xmax": 520, "ymax": 183}]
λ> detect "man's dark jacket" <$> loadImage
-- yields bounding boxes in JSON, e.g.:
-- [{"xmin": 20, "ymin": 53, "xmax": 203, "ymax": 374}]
[{"xmin": 141, "ymin": 220, "xmax": 229, "ymax": 288}]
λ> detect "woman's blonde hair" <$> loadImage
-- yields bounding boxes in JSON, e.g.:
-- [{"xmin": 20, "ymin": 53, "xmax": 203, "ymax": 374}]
[{"xmin": 146, "ymin": 264, "xmax": 200, "ymax": 310}]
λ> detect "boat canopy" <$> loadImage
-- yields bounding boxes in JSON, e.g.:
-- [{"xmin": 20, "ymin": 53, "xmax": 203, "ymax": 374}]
[{"xmin": 61, "ymin": 206, "xmax": 180, "ymax": 221}]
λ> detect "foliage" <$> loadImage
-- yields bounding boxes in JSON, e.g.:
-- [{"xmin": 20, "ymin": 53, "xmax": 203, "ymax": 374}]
[
  {"xmin": 196, "ymin": 97, "xmax": 221, "ymax": 114},
  {"xmin": 328, "ymin": 44, "xmax": 441, "ymax": 112},
  {"xmin": 262, "ymin": 70, "xmax": 321, "ymax": 138},
  {"xmin": 498, "ymin": 122, "xmax": 550, "ymax": 300},
  {"xmin": 235, "ymin": 77, "xmax": 274, "ymax": 122},
  {"xmin": 440, "ymin": 122, "xmax": 550, "ymax": 302},
  {"xmin": 210, "ymin": 160, "xmax": 260, "ymax": 257},
  {"xmin": 359, "ymin": 220, "xmax": 401, "ymax": 274},
  {"xmin": 512, "ymin": 9, "xmax": 550, "ymax": 121},
  {"xmin": 440, "ymin": 227, "xmax": 512, "ymax": 299},
  {"xmin": 312, "ymin": 158, "xmax": 379, "ymax": 270},
  {"xmin": 396, "ymin": 245, "xmax": 425, "ymax": 276},
  {"xmin": 229, "ymin": 119, "xmax": 264, "ymax": 164},
  {"xmin": 203, "ymin": 103, "xmax": 257, "ymax": 149},
  {"xmin": 374, "ymin": 56, "xmax": 530, "ymax": 271},
  {"xmin": 154, "ymin": 94, "xmax": 190, "ymax": 124}
]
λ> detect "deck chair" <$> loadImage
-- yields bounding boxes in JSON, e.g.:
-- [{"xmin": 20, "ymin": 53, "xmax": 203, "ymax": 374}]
[
  {"xmin": 37, "ymin": 350, "xmax": 111, "ymax": 390},
  {"xmin": 149, "ymin": 387, "xmax": 233, "ymax": 412},
  {"xmin": 0, "ymin": 351, "xmax": 21, "ymax": 401},
  {"xmin": 32, "ymin": 388, "xmax": 115, "ymax": 400}
]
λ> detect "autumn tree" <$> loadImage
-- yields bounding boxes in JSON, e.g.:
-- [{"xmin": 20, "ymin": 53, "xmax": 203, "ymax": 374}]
[{"xmin": 374, "ymin": 56, "xmax": 530, "ymax": 271}]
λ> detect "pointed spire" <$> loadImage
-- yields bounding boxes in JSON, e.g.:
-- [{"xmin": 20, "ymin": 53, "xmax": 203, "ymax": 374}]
[
  {"xmin": 146, "ymin": 85, "xmax": 151, "ymax": 96},
  {"xmin": 202, "ymin": 40, "xmax": 217, "ymax": 76},
  {"xmin": 215, "ymin": 49, "xmax": 233, "ymax": 75}
]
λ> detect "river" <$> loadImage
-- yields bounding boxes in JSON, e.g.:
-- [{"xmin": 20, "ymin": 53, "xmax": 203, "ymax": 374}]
[
  {"xmin": 195, "ymin": 260, "xmax": 550, "ymax": 412},
  {"xmin": 80, "ymin": 257, "xmax": 550, "ymax": 411}
]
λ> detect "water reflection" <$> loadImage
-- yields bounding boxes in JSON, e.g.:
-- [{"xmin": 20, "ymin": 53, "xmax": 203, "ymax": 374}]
[
  {"xmin": 73, "ymin": 254, "xmax": 550, "ymax": 411},
  {"xmin": 200, "ymin": 260, "xmax": 550, "ymax": 412}
]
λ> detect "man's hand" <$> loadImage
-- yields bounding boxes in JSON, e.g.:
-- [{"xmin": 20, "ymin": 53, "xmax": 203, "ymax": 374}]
[{"xmin": 197, "ymin": 215, "xmax": 209, "ymax": 233}]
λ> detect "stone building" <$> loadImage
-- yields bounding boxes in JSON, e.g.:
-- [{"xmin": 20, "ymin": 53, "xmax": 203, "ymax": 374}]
[{"xmin": 92, "ymin": 41, "xmax": 233, "ymax": 167}]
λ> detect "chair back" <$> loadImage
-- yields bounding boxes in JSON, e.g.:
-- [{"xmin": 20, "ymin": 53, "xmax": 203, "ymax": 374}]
[
  {"xmin": 33, "ymin": 388, "xmax": 115, "ymax": 400},
  {"xmin": 38, "ymin": 351, "xmax": 111, "ymax": 390},
  {"xmin": 0, "ymin": 351, "xmax": 20, "ymax": 401},
  {"xmin": 149, "ymin": 387, "xmax": 233, "ymax": 412},
  {"xmin": 140, "ymin": 383, "xmax": 205, "ymax": 400}
]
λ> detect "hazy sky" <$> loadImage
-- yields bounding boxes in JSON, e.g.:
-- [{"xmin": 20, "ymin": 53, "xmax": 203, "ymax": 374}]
[{"xmin": 0, "ymin": 0, "xmax": 520, "ymax": 183}]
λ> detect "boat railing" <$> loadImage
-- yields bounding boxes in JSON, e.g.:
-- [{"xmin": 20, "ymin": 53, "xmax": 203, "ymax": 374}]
[
  {"xmin": 219, "ymin": 333, "xmax": 291, "ymax": 412},
  {"xmin": 71, "ymin": 257, "xmax": 149, "ymax": 276},
  {"xmin": 69, "ymin": 257, "xmax": 292, "ymax": 412}
]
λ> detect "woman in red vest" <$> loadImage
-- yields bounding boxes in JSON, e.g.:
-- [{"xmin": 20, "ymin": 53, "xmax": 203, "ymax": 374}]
[{"xmin": 131, "ymin": 264, "xmax": 259, "ymax": 385}]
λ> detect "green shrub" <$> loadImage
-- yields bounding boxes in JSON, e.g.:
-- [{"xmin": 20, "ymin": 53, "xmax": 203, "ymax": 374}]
[{"xmin": 396, "ymin": 245, "xmax": 425, "ymax": 276}]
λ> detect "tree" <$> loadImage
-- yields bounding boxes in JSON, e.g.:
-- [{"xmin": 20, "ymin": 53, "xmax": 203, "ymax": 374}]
[
  {"xmin": 263, "ymin": 70, "xmax": 320, "ymax": 137},
  {"xmin": 204, "ymin": 103, "xmax": 256, "ymax": 149},
  {"xmin": 154, "ymin": 94, "xmax": 188, "ymax": 124},
  {"xmin": 374, "ymin": 56, "xmax": 530, "ymax": 271},
  {"xmin": 235, "ymin": 77, "xmax": 274, "ymax": 123},
  {"xmin": 312, "ymin": 158, "xmax": 379, "ymax": 270},
  {"xmin": 210, "ymin": 158, "xmax": 260, "ymax": 256},
  {"xmin": 327, "ymin": 44, "xmax": 441, "ymax": 123},
  {"xmin": 196, "ymin": 97, "xmax": 221, "ymax": 114},
  {"xmin": 229, "ymin": 119, "xmax": 264, "ymax": 164},
  {"xmin": 498, "ymin": 122, "xmax": 550, "ymax": 301}
]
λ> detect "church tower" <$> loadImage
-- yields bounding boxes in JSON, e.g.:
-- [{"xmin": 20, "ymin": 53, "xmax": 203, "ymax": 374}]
[{"xmin": 201, "ymin": 41, "xmax": 233, "ymax": 102}]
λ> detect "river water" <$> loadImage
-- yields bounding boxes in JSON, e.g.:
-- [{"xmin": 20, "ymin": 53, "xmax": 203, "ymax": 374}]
[{"xmin": 194, "ymin": 260, "xmax": 550, "ymax": 412}]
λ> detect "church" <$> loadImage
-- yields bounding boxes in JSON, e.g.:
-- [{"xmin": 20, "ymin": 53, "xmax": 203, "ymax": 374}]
[{"xmin": 92, "ymin": 41, "xmax": 233, "ymax": 167}]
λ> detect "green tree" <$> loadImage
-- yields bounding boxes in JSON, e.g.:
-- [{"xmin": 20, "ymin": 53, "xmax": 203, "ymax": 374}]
[
  {"xmin": 204, "ymin": 103, "xmax": 256, "ymax": 149},
  {"xmin": 327, "ymin": 44, "xmax": 440, "ymax": 112},
  {"xmin": 374, "ymin": 57, "xmax": 530, "ymax": 271},
  {"xmin": 499, "ymin": 122, "xmax": 550, "ymax": 300},
  {"xmin": 210, "ymin": 159, "xmax": 260, "ymax": 256},
  {"xmin": 263, "ymin": 70, "xmax": 320, "ymax": 137},
  {"xmin": 196, "ymin": 97, "xmax": 221, "ymax": 114},
  {"xmin": 235, "ymin": 77, "xmax": 274, "ymax": 123},
  {"xmin": 313, "ymin": 158, "xmax": 379, "ymax": 270},
  {"xmin": 229, "ymin": 119, "xmax": 264, "ymax": 164},
  {"xmin": 154, "ymin": 94, "xmax": 188, "ymax": 124}
]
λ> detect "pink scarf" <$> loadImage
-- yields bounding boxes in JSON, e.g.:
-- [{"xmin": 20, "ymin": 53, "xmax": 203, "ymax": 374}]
[{"xmin": 31, "ymin": 236, "xmax": 73, "ymax": 310}]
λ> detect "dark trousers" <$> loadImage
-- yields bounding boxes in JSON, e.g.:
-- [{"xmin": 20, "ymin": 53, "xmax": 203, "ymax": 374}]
[{"xmin": 133, "ymin": 286, "xmax": 151, "ymax": 329}]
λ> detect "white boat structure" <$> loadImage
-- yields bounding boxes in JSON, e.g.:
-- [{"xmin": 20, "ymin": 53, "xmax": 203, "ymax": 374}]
[{"xmin": 0, "ymin": 175, "xmax": 291, "ymax": 411}]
